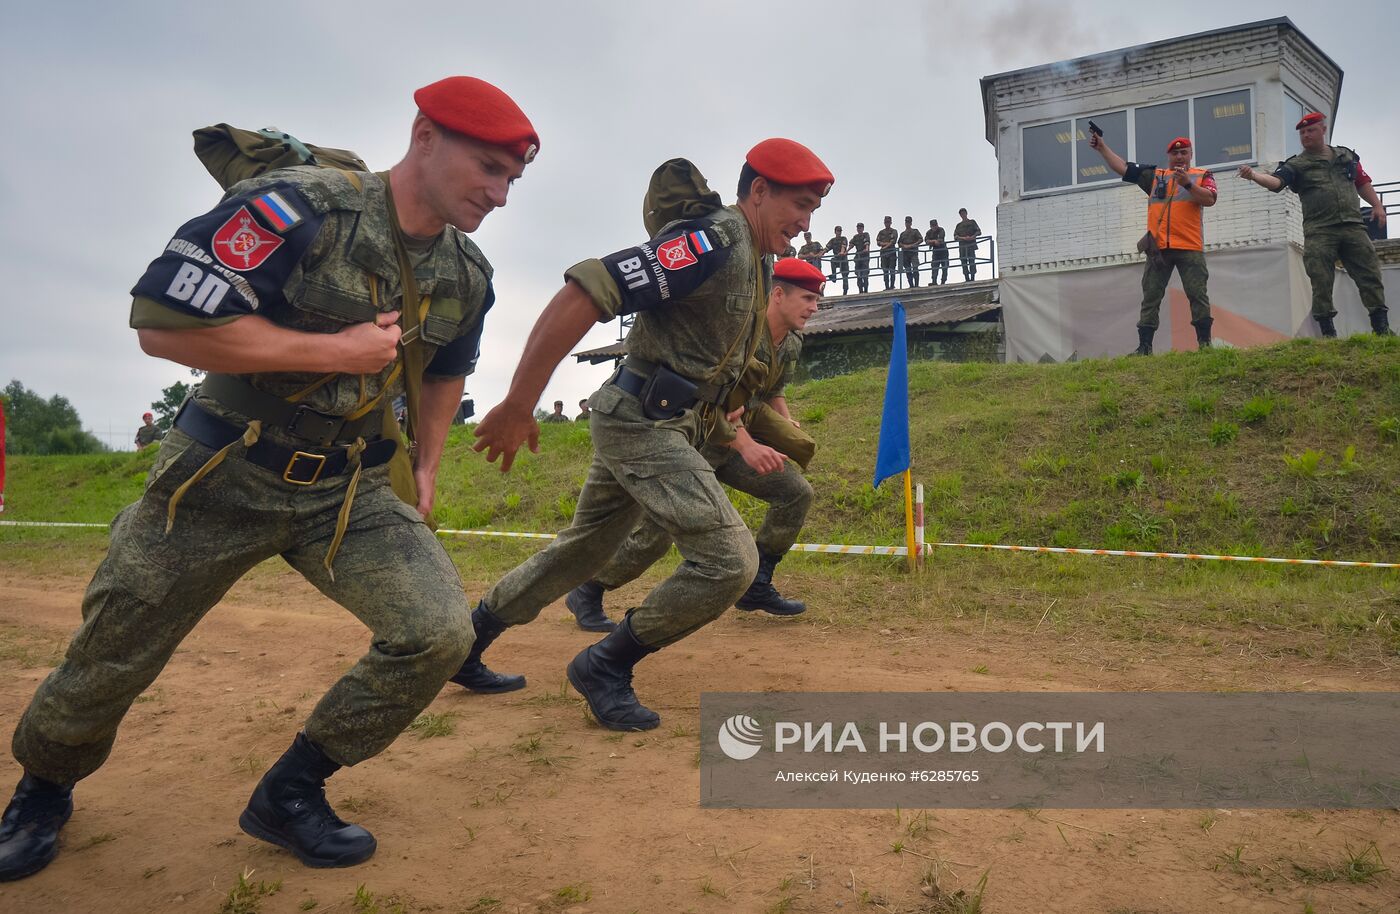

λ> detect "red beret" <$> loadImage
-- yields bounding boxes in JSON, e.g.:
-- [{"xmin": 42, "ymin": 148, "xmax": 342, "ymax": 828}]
[
  {"xmin": 1296, "ymin": 112, "xmax": 1325, "ymax": 130},
  {"xmin": 142, "ymin": 412, "xmax": 153, "ymax": 420},
  {"xmin": 414, "ymin": 76, "xmax": 539, "ymax": 164},
  {"xmin": 746, "ymin": 138, "xmax": 834, "ymax": 196},
  {"xmin": 1166, "ymin": 136, "xmax": 1191, "ymax": 153},
  {"xmin": 773, "ymin": 257, "xmax": 827, "ymax": 295}
]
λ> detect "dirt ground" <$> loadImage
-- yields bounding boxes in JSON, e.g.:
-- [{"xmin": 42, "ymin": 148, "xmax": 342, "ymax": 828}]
[{"xmin": 0, "ymin": 568, "xmax": 1396, "ymax": 914}]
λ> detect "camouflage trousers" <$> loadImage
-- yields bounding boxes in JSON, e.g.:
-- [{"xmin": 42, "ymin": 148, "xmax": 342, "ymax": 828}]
[
  {"xmin": 482, "ymin": 383, "xmax": 758, "ymax": 649},
  {"xmin": 11, "ymin": 428, "xmax": 473, "ymax": 785},
  {"xmin": 594, "ymin": 444, "xmax": 813, "ymax": 591},
  {"xmin": 1140, "ymin": 249, "xmax": 1211, "ymax": 330},
  {"xmin": 1303, "ymin": 223, "xmax": 1387, "ymax": 319}
]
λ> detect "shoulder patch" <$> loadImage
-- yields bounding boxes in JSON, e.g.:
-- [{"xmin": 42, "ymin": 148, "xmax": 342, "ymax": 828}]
[{"xmin": 130, "ymin": 184, "xmax": 325, "ymax": 319}]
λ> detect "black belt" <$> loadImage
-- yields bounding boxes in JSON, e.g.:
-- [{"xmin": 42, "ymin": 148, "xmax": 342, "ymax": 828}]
[
  {"xmin": 199, "ymin": 373, "xmax": 384, "ymax": 446},
  {"xmin": 612, "ymin": 366, "xmax": 649, "ymax": 398},
  {"xmin": 175, "ymin": 400, "xmax": 397, "ymax": 486},
  {"xmin": 615, "ymin": 357, "xmax": 729, "ymax": 404}
]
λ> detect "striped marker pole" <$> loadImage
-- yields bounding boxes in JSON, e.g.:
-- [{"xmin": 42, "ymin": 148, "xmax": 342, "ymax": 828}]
[{"xmin": 914, "ymin": 483, "xmax": 925, "ymax": 571}]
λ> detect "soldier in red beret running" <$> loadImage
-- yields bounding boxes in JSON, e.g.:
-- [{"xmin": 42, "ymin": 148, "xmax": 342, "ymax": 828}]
[
  {"xmin": 565, "ymin": 256, "xmax": 826, "ymax": 631},
  {"xmin": 455, "ymin": 139, "xmax": 834, "ymax": 732},
  {"xmin": 0, "ymin": 76, "xmax": 539, "ymax": 879}
]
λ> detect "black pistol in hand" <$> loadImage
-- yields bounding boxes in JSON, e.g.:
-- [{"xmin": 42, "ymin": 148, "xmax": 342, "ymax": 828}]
[{"xmin": 1087, "ymin": 120, "xmax": 1103, "ymax": 138}]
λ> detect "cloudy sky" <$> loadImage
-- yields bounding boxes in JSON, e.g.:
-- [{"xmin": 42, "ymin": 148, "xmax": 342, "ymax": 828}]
[{"xmin": 2, "ymin": 1, "xmax": 1396, "ymax": 448}]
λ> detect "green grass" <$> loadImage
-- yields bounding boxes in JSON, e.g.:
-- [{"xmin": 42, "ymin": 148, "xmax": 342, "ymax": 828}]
[
  {"xmin": 8, "ymin": 336, "xmax": 1395, "ymax": 559},
  {"xmin": 4, "ymin": 337, "xmax": 1397, "ymax": 660},
  {"xmin": 220, "ymin": 870, "xmax": 282, "ymax": 914}
]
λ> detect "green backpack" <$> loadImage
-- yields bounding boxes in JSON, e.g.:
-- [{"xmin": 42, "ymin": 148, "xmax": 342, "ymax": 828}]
[{"xmin": 193, "ymin": 123, "xmax": 368, "ymax": 190}]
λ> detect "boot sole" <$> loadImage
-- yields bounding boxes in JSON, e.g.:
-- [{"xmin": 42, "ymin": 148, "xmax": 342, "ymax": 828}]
[
  {"xmin": 566, "ymin": 661, "xmax": 660, "ymax": 732},
  {"xmin": 238, "ymin": 809, "xmax": 377, "ymax": 868}
]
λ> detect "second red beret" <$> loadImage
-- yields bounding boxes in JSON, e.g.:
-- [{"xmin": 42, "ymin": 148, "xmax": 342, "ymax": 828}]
[
  {"xmin": 1296, "ymin": 112, "xmax": 1325, "ymax": 130},
  {"xmin": 774, "ymin": 257, "xmax": 827, "ymax": 295}
]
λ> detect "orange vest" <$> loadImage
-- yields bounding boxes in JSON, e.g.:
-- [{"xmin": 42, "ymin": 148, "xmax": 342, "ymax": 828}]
[{"xmin": 1146, "ymin": 167, "xmax": 1210, "ymax": 251}]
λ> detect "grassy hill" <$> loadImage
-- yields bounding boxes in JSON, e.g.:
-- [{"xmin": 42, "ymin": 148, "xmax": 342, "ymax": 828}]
[{"xmin": 7, "ymin": 334, "xmax": 1397, "ymax": 561}]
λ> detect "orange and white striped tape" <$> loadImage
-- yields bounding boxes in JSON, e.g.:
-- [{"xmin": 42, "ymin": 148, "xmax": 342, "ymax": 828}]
[{"xmin": 3, "ymin": 521, "xmax": 1395, "ymax": 568}]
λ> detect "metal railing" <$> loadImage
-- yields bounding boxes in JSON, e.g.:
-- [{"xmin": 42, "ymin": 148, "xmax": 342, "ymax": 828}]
[
  {"xmin": 798, "ymin": 235, "xmax": 997, "ymax": 295},
  {"xmin": 1363, "ymin": 180, "xmax": 1396, "ymax": 242}
]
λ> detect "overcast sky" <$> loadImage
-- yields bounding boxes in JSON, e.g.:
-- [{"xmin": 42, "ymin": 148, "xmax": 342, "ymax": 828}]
[{"xmin": 2, "ymin": 1, "xmax": 1396, "ymax": 448}]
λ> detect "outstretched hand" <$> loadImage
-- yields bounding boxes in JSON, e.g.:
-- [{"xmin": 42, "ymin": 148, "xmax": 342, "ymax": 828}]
[{"xmin": 472, "ymin": 401, "xmax": 540, "ymax": 473}]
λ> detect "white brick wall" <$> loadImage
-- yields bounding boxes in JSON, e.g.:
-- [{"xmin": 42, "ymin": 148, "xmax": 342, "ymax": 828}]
[{"xmin": 985, "ymin": 20, "xmax": 1337, "ymax": 276}]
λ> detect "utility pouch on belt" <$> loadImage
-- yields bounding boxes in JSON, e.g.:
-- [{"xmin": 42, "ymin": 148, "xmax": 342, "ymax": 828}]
[
  {"xmin": 1136, "ymin": 231, "xmax": 1166, "ymax": 270},
  {"xmin": 640, "ymin": 365, "xmax": 700, "ymax": 421}
]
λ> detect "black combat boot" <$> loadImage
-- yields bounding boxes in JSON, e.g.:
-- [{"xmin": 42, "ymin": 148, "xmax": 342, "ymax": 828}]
[
  {"xmin": 735, "ymin": 552, "xmax": 807, "ymax": 616},
  {"xmin": 448, "ymin": 603, "xmax": 526, "ymax": 693},
  {"xmin": 1193, "ymin": 318, "xmax": 1213, "ymax": 350},
  {"xmin": 566, "ymin": 616, "xmax": 660, "ymax": 731},
  {"xmin": 238, "ymin": 732, "xmax": 375, "ymax": 868},
  {"xmin": 565, "ymin": 580, "xmax": 616, "ymax": 633},
  {"xmin": 1317, "ymin": 315, "xmax": 1338, "ymax": 338},
  {"xmin": 1132, "ymin": 326, "xmax": 1154, "ymax": 356},
  {"xmin": 1369, "ymin": 309, "xmax": 1393, "ymax": 337},
  {"xmin": 0, "ymin": 773, "xmax": 73, "ymax": 882}
]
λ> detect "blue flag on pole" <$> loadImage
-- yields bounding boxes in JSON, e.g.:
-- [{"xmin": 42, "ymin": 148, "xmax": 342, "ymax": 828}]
[{"xmin": 873, "ymin": 300, "xmax": 910, "ymax": 489}]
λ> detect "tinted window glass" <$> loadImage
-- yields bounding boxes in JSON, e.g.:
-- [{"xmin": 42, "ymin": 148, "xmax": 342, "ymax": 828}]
[
  {"xmin": 1194, "ymin": 90, "xmax": 1252, "ymax": 165},
  {"xmin": 1023, "ymin": 120, "xmax": 1073, "ymax": 192},
  {"xmin": 1075, "ymin": 111, "xmax": 1126, "ymax": 184},
  {"xmin": 1134, "ymin": 100, "xmax": 1188, "ymax": 166}
]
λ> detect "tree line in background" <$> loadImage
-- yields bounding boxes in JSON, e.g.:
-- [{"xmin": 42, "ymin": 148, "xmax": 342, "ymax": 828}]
[
  {"xmin": 2, "ymin": 380, "xmax": 108, "ymax": 455},
  {"xmin": 2, "ymin": 374, "xmax": 195, "ymax": 455}
]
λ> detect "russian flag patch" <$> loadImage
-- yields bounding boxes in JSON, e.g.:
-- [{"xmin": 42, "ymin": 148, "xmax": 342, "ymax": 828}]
[
  {"xmin": 688, "ymin": 230, "xmax": 714, "ymax": 254},
  {"xmin": 250, "ymin": 191, "xmax": 303, "ymax": 233}
]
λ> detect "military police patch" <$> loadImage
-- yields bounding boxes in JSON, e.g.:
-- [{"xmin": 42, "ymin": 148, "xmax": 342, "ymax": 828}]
[
  {"xmin": 598, "ymin": 218, "xmax": 732, "ymax": 316},
  {"xmin": 213, "ymin": 207, "xmax": 285, "ymax": 271},
  {"xmin": 657, "ymin": 235, "xmax": 698, "ymax": 271},
  {"xmin": 130, "ymin": 182, "xmax": 324, "ymax": 320}
]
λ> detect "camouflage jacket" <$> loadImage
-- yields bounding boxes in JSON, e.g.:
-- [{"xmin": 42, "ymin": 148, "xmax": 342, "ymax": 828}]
[{"xmin": 129, "ymin": 167, "xmax": 495, "ymax": 434}]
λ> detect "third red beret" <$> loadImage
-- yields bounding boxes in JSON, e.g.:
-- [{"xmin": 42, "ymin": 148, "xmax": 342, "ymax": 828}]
[
  {"xmin": 414, "ymin": 76, "xmax": 540, "ymax": 164},
  {"xmin": 1296, "ymin": 112, "xmax": 1325, "ymax": 130},
  {"xmin": 746, "ymin": 138, "xmax": 834, "ymax": 196},
  {"xmin": 1166, "ymin": 136, "xmax": 1192, "ymax": 153},
  {"xmin": 773, "ymin": 257, "xmax": 827, "ymax": 295}
]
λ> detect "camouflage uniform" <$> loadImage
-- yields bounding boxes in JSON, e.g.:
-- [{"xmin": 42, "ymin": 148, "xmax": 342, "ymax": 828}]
[
  {"xmin": 480, "ymin": 206, "xmax": 766, "ymax": 648},
  {"xmin": 898, "ymin": 226, "xmax": 923, "ymax": 287},
  {"xmin": 593, "ymin": 326, "xmax": 810, "ymax": 591},
  {"xmin": 798, "ymin": 239, "xmax": 824, "ymax": 272},
  {"xmin": 1272, "ymin": 146, "xmax": 1387, "ymax": 321},
  {"xmin": 848, "ymin": 230, "xmax": 871, "ymax": 293},
  {"xmin": 824, "ymin": 233, "xmax": 849, "ymax": 293},
  {"xmin": 925, "ymin": 225, "xmax": 948, "ymax": 284},
  {"xmin": 954, "ymin": 218, "xmax": 981, "ymax": 281},
  {"xmin": 12, "ymin": 167, "xmax": 492, "ymax": 783},
  {"xmin": 134, "ymin": 424, "xmax": 164, "ymax": 448},
  {"xmin": 876, "ymin": 226, "xmax": 899, "ymax": 290}
]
